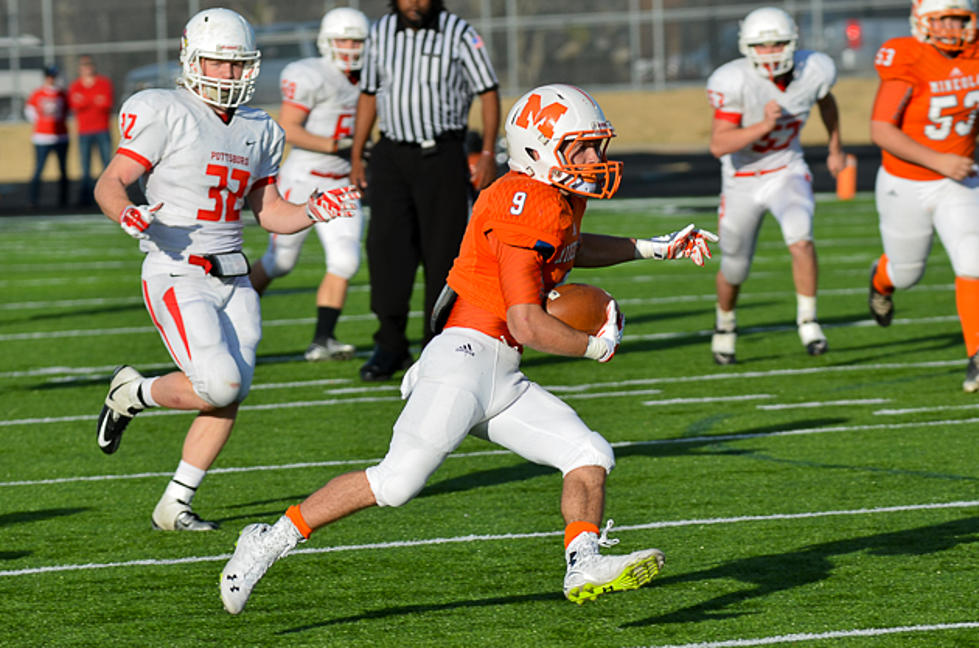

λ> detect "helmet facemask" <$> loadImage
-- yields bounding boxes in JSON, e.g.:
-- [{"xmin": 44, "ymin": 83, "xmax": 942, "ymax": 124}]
[{"xmin": 548, "ymin": 131, "xmax": 622, "ymax": 199}]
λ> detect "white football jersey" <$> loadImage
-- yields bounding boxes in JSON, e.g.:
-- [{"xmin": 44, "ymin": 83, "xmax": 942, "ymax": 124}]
[
  {"xmin": 278, "ymin": 57, "xmax": 358, "ymax": 186},
  {"xmin": 706, "ymin": 50, "xmax": 836, "ymax": 177},
  {"xmin": 116, "ymin": 87, "xmax": 284, "ymax": 256}
]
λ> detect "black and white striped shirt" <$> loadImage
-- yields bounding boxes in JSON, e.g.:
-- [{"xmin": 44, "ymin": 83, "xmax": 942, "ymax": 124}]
[{"xmin": 361, "ymin": 10, "xmax": 498, "ymax": 144}]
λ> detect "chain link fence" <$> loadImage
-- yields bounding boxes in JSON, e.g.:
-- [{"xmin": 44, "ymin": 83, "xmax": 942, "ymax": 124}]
[{"xmin": 1, "ymin": 0, "xmax": 910, "ymax": 120}]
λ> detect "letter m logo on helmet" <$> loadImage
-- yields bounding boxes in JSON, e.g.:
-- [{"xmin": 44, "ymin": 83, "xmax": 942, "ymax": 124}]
[{"xmin": 514, "ymin": 93, "xmax": 568, "ymax": 141}]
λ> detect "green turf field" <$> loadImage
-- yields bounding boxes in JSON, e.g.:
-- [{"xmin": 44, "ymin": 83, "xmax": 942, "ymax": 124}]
[{"xmin": 1, "ymin": 195, "xmax": 976, "ymax": 647}]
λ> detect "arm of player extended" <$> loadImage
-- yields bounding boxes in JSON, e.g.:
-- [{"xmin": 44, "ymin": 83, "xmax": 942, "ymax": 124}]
[
  {"xmin": 94, "ymin": 154, "xmax": 148, "ymax": 224},
  {"xmin": 817, "ymin": 92, "xmax": 846, "ymax": 177},
  {"xmin": 247, "ymin": 181, "xmax": 317, "ymax": 235},
  {"xmin": 278, "ymin": 101, "xmax": 345, "ymax": 154}
]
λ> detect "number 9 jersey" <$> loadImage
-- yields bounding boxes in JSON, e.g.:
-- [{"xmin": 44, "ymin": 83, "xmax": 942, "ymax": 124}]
[
  {"xmin": 115, "ymin": 87, "xmax": 285, "ymax": 256},
  {"xmin": 873, "ymin": 36, "xmax": 979, "ymax": 181},
  {"xmin": 706, "ymin": 50, "xmax": 837, "ymax": 178}
]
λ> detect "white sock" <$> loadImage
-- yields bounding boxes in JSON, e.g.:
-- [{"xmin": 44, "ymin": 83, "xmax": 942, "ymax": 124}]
[
  {"xmin": 796, "ymin": 294, "xmax": 817, "ymax": 325},
  {"xmin": 715, "ymin": 304, "xmax": 736, "ymax": 331},
  {"xmin": 163, "ymin": 460, "xmax": 206, "ymax": 506},
  {"xmin": 137, "ymin": 376, "xmax": 160, "ymax": 407}
]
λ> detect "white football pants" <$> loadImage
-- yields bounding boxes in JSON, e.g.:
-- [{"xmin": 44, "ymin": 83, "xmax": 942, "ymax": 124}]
[{"xmin": 365, "ymin": 327, "xmax": 616, "ymax": 508}]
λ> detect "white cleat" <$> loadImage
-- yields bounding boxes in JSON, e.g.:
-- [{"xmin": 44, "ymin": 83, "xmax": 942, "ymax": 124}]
[
  {"xmin": 152, "ymin": 497, "xmax": 218, "ymax": 531},
  {"xmin": 96, "ymin": 365, "xmax": 146, "ymax": 455},
  {"xmin": 563, "ymin": 520, "xmax": 665, "ymax": 605},
  {"xmin": 798, "ymin": 320, "xmax": 828, "ymax": 356},
  {"xmin": 220, "ymin": 517, "xmax": 303, "ymax": 614},
  {"xmin": 304, "ymin": 338, "xmax": 356, "ymax": 362},
  {"xmin": 963, "ymin": 353, "xmax": 979, "ymax": 393},
  {"xmin": 711, "ymin": 328, "xmax": 737, "ymax": 365}
]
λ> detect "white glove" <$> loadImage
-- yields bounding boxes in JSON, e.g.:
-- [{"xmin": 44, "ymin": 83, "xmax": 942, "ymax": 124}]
[
  {"xmin": 306, "ymin": 185, "xmax": 361, "ymax": 222},
  {"xmin": 635, "ymin": 223, "xmax": 719, "ymax": 266},
  {"xmin": 584, "ymin": 300, "xmax": 624, "ymax": 363},
  {"xmin": 119, "ymin": 202, "xmax": 162, "ymax": 240}
]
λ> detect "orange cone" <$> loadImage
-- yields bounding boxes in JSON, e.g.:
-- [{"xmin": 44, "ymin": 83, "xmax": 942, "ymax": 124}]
[{"xmin": 836, "ymin": 153, "xmax": 857, "ymax": 201}]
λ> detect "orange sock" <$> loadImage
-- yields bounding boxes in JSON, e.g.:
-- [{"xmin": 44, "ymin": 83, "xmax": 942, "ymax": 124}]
[
  {"xmin": 564, "ymin": 520, "xmax": 600, "ymax": 549},
  {"xmin": 286, "ymin": 504, "xmax": 313, "ymax": 539},
  {"xmin": 955, "ymin": 276, "xmax": 979, "ymax": 357},
  {"xmin": 873, "ymin": 254, "xmax": 894, "ymax": 295}
]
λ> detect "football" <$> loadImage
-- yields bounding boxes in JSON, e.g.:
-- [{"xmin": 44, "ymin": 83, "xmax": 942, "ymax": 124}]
[{"xmin": 545, "ymin": 283, "xmax": 614, "ymax": 335}]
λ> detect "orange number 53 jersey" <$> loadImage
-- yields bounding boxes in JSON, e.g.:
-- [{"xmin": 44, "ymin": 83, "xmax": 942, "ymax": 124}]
[{"xmin": 873, "ymin": 36, "xmax": 979, "ymax": 181}]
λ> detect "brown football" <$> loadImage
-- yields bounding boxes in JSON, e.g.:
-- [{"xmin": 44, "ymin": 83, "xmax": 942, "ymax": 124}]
[{"xmin": 545, "ymin": 283, "xmax": 614, "ymax": 335}]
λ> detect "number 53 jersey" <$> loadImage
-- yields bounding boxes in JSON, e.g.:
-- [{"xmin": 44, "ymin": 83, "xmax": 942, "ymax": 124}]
[
  {"xmin": 873, "ymin": 36, "xmax": 979, "ymax": 181},
  {"xmin": 706, "ymin": 50, "xmax": 837, "ymax": 178},
  {"xmin": 116, "ymin": 87, "xmax": 285, "ymax": 256}
]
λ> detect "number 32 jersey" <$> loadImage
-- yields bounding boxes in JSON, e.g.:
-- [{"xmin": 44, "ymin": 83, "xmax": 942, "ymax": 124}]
[
  {"xmin": 873, "ymin": 36, "xmax": 979, "ymax": 181},
  {"xmin": 706, "ymin": 51, "xmax": 836, "ymax": 177},
  {"xmin": 116, "ymin": 87, "xmax": 285, "ymax": 256}
]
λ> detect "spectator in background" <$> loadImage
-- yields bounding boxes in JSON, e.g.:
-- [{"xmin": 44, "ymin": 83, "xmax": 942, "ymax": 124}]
[
  {"xmin": 25, "ymin": 65, "xmax": 70, "ymax": 208},
  {"xmin": 349, "ymin": 0, "xmax": 500, "ymax": 382},
  {"xmin": 69, "ymin": 55, "xmax": 114, "ymax": 207}
]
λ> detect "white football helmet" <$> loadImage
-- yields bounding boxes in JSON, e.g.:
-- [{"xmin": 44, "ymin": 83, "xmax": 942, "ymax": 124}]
[
  {"xmin": 738, "ymin": 7, "xmax": 798, "ymax": 79},
  {"xmin": 318, "ymin": 7, "xmax": 369, "ymax": 71},
  {"xmin": 179, "ymin": 8, "xmax": 261, "ymax": 109},
  {"xmin": 911, "ymin": 0, "xmax": 977, "ymax": 51},
  {"xmin": 505, "ymin": 84, "xmax": 622, "ymax": 199}
]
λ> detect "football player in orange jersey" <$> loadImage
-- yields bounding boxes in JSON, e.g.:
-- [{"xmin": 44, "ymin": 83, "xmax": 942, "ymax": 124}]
[
  {"xmin": 869, "ymin": 0, "xmax": 979, "ymax": 391},
  {"xmin": 219, "ymin": 84, "xmax": 717, "ymax": 614}
]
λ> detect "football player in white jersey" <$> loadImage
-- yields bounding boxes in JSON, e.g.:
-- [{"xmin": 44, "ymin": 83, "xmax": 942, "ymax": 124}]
[
  {"xmin": 248, "ymin": 8, "xmax": 369, "ymax": 362},
  {"xmin": 92, "ymin": 8, "xmax": 359, "ymax": 531},
  {"xmin": 705, "ymin": 6, "xmax": 846, "ymax": 364}
]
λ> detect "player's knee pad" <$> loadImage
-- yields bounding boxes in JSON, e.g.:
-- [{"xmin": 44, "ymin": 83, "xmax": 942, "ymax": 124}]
[
  {"xmin": 557, "ymin": 430, "xmax": 616, "ymax": 476},
  {"xmin": 779, "ymin": 210, "xmax": 813, "ymax": 246},
  {"xmin": 949, "ymin": 233, "xmax": 979, "ymax": 277},
  {"xmin": 719, "ymin": 255, "xmax": 751, "ymax": 286},
  {"xmin": 260, "ymin": 234, "xmax": 304, "ymax": 279},
  {"xmin": 365, "ymin": 444, "xmax": 441, "ymax": 508},
  {"xmin": 324, "ymin": 236, "xmax": 361, "ymax": 280},
  {"xmin": 888, "ymin": 258, "xmax": 926, "ymax": 290},
  {"xmin": 190, "ymin": 353, "xmax": 244, "ymax": 408}
]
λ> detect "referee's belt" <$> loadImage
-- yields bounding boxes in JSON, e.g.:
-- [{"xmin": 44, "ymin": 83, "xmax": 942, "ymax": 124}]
[
  {"xmin": 383, "ymin": 129, "xmax": 465, "ymax": 150},
  {"xmin": 733, "ymin": 165, "xmax": 787, "ymax": 178}
]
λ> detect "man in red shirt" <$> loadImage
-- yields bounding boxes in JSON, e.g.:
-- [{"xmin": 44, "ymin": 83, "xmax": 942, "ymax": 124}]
[
  {"xmin": 69, "ymin": 55, "xmax": 114, "ymax": 207},
  {"xmin": 25, "ymin": 65, "xmax": 69, "ymax": 208}
]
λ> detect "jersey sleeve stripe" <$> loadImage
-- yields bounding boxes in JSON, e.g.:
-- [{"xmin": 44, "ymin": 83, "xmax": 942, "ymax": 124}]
[
  {"xmin": 252, "ymin": 176, "xmax": 276, "ymax": 190},
  {"xmin": 117, "ymin": 147, "xmax": 153, "ymax": 171},
  {"xmin": 281, "ymin": 99, "xmax": 311, "ymax": 113},
  {"xmin": 714, "ymin": 109, "xmax": 741, "ymax": 124}
]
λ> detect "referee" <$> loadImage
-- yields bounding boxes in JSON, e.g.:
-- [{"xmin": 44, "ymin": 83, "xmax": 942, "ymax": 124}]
[{"xmin": 350, "ymin": 0, "xmax": 500, "ymax": 382}]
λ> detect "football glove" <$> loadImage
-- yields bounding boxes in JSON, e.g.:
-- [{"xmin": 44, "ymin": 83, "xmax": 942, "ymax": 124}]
[
  {"xmin": 119, "ymin": 202, "xmax": 162, "ymax": 240},
  {"xmin": 584, "ymin": 300, "xmax": 625, "ymax": 363},
  {"xmin": 306, "ymin": 185, "xmax": 361, "ymax": 222},
  {"xmin": 635, "ymin": 223, "xmax": 719, "ymax": 266}
]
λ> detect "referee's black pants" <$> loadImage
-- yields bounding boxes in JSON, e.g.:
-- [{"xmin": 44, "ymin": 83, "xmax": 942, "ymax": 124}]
[{"xmin": 365, "ymin": 132, "xmax": 470, "ymax": 355}]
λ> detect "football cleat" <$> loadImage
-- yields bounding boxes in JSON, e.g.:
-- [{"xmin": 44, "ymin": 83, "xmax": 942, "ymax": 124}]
[
  {"xmin": 563, "ymin": 520, "xmax": 665, "ymax": 605},
  {"xmin": 152, "ymin": 497, "xmax": 219, "ymax": 531},
  {"xmin": 221, "ymin": 518, "xmax": 303, "ymax": 614},
  {"xmin": 711, "ymin": 328, "xmax": 737, "ymax": 365},
  {"xmin": 963, "ymin": 353, "xmax": 979, "ymax": 393},
  {"xmin": 304, "ymin": 337, "xmax": 356, "ymax": 362},
  {"xmin": 798, "ymin": 320, "xmax": 828, "ymax": 356},
  {"xmin": 96, "ymin": 365, "xmax": 146, "ymax": 455},
  {"xmin": 868, "ymin": 260, "xmax": 894, "ymax": 327}
]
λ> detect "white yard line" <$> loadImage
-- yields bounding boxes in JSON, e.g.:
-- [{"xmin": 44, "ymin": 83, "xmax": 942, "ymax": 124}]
[
  {"xmin": 633, "ymin": 622, "xmax": 979, "ymax": 648},
  {"xmin": 0, "ymin": 499, "xmax": 974, "ymax": 578}
]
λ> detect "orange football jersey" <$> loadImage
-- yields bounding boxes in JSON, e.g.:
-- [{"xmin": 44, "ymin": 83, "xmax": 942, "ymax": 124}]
[
  {"xmin": 445, "ymin": 171, "xmax": 586, "ymax": 345},
  {"xmin": 873, "ymin": 36, "xmax": 979, "ymax": 180}
]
